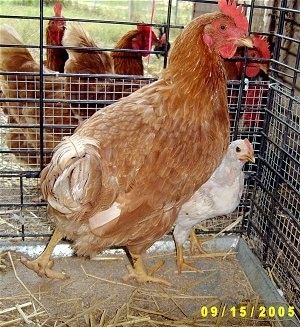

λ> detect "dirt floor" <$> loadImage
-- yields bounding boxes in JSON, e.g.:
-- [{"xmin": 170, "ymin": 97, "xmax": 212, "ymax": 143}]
[{"xmin": 0, "ymin": 241, "xmax": 278, "ymax": 327}]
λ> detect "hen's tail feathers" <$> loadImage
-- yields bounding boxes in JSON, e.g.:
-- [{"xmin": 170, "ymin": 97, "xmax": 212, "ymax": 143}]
[
  {"xmin": 41, "ymin": 135, "xmax": 118, "ymax": 219},
  {"xmin": 0, "ymin": 24, "xmax": 23, "ymax": 43},
  {"xmin": 0, "ymin": 24, "xmax": 39, "ymax": 72},
  {"xmin": 62, "ymin": 22, "xmax": 114, "ymax": 74},
  {"xmin": 62, "ymin": 23, "xmax": 97, "ymax": 51}
]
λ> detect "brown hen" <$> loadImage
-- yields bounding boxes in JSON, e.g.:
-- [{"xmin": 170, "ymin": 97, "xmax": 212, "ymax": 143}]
[
  {"xmin": 111, "ymin": 24, "xmax": 158, "ymax": 76},
  {"xmin": 21, "ymin": 0, "xmax": 252, "ymax": 284}
]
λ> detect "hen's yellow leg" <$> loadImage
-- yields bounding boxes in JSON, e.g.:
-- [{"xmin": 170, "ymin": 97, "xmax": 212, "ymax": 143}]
[
  {"xmin": 176, "ymin": 243, "xmax": 203, "ymax": 274},
  {"xmin": 123, "ymin": 253, "xmax": 171, "ymax": 286},
  {"xmin": 21, "ymin": 228, "xmax": 66, "ymax": 279},
  {"xmin": 189, "ymin": 229, "xmax": 212, "ymax": 255}
]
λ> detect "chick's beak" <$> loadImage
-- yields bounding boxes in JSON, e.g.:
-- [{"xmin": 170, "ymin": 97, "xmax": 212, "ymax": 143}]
[
  {"xmin": 238, "ymin": 36, "xmax": 254, "ymax": 49},
  {"xmin": 240, "ymin": 152, "xmax": 255, "ymax": 163}
]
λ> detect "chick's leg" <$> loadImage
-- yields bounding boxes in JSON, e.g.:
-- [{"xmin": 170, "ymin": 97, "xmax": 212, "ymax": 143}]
[
  {"xmin": 189, "ymin": 229, "xmax": 211, "ymax": 255},
  {"xmin": 123, "ymin": 252, "xmax": 171, "ymax": 286},
  {"xmin": 21, "ymin": 228, "xmax": 66, "ymax": 279},
  {"xmin": 176, "ymin": 242, "xmax": 203, "ymax": 274}
]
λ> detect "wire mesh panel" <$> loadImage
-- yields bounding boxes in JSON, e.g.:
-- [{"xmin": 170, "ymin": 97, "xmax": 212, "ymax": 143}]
[
  {"xmin": 1, "ymin": 72, "xmax": 156, "ymax": 166},
  {"xmin": 249, "ymin": 84, "xmax": 300, "ymax": 315},
  {"xmin": 237, "ymin": 0, "xmax": 300, "ymax": 317}
]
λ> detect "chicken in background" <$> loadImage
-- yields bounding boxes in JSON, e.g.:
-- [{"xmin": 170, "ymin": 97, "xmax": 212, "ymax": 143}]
[
  {"xmin": 174, "ymin": 139, "xmax": 255, "ymax": 273},
  {"xmin": 44, "ymin": 0, "xmax": 68, "ymax": 73},
  {"xmin": 0, "ymin": 21, "xmax": 158, "ymax": 165},
  {"xmin": 62, "ymin": 23, "xmax": 114, "ymax": 121},
  {"xmin": 154, "ymin": 24, "xmax": 171, "ymax": 60},
  {"xmin": 111, "ymin": 24, "xmax": 159, "ymax": 76},
  {"xmin": 223, "ymin": 35, "xmax": 270, "ymax": 81},
  {"xmin": 62, "ymin": 22, "xmax": 157, "ymax": 121},
  {"xmin": 224, "ymin": 34, "xmax": 271, "ymax": 129},
  {"xmin": 241, "ymin": 35, "xmax": 271, "ymax": 128},
  {"xmin": 21, "ymin": 0, "xmax": 252, "ymax": 285},
  {"xmin": 0, "ymin": 24, "xmax": 78, "ymax": 166}
]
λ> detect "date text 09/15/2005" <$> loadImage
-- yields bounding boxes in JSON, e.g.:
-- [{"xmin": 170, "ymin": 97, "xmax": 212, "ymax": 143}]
[{"xmin": 199, "ymin": 305, "xmax": 295, "ymax": 319}]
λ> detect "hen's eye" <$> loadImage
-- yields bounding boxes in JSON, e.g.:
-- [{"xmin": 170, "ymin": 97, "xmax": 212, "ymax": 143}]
[
  {"xmin": 220, "ymin": 24, "xmax": 227, "ymax": 30},
  {"xmin": 236, "ymin": 146, "xmax": 241, "ymax": 152}
]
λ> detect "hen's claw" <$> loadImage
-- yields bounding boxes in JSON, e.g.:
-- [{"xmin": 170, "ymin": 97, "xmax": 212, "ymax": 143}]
[
  {"xmin": 123, "ymin": 253, "xmax": 171, "ymax": 286},
  {"xmin": 176, "ymin": 259, "xmax": 203, "ymax": 274},
  {"xmin": 123, "ymin": 263, "xmax": 171, "ymax": 286},
  {"xmin": 21, "ymin": 257, "xmax": 67, "ymax": 279},
  {"xmin": 189, "ymin": 230, "xmax": 211, "ymax": 255},
  {"xmin": 176, "ymin": 243, "xmax": 203, "ymax": 274}
]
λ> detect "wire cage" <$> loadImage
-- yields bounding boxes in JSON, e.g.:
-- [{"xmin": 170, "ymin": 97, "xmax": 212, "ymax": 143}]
[{"xmin": 0, "ymin": 0, "xmax": 299, "ymax": 324}]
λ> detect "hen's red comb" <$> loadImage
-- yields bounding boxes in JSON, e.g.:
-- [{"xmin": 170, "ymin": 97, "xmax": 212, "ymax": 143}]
[
  {"xmin": 253, "ymin": 35, "xmax": 271, "ymax": 59},
  {"xmin": 54, "ymin": 0, "xmax": 63, "ymax": 17},
  {"xmin": 218, "ymin": 0, "xmax": 248, "ymax": 33}
]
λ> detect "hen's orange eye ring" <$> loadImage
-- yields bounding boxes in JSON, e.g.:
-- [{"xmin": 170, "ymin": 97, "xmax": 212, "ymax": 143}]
[{"xmin": 220, "ymin": 24, "xmax": 227, "ymax": 30}]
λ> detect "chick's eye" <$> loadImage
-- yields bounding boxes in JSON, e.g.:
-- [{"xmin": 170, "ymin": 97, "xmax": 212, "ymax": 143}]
[
  {"xmin": 236, "ymin": 146, "xmax": 241, "ymax": 152},
  {"xmin": 220, "ymin": 24, "xmax": 227, "ymax": 31}
]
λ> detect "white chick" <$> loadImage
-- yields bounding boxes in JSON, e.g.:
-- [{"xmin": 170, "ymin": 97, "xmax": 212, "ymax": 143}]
[{"xmin": 174, "ymin": 138, "xmax": 255, "ymax": 273}]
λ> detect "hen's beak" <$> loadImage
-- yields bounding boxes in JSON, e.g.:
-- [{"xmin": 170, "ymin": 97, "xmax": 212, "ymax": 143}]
[
  {"xmin": 238, "ymin": 36, "xmax": 254, "ymax": 48},
  {"xmin": 259, "ymin": 62, "xmax": 269, "ymax": 74},
  {"xmin": 240, "ymin": 152, "xmax": 255, "ymax": 163}
]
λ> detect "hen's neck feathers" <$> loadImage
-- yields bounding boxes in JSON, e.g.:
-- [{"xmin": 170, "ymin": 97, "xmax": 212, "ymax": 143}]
[
  {"xmin": 164, "ymin": 13, "xmax": 226, "ymax": 82},
  {"xmin": 160, "ymin": 13, "xmax": 228, "ymax": 124},
  {"xmin": 112, "ymin": 30, "xmax": 142, "ymax": 54},
  {"xmin": 111, "ymin": 30, "xmax": 144, "ymax": 75}
]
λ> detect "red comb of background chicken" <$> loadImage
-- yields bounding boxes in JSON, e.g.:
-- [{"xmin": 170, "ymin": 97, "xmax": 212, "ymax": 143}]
[
  {"xmin": 218, "ymin": 0, "xmax": 249, "ymax": 33},
  {"xmin": 137, "ymin": 24, "xmax": 152, "ymax": 32},
  {"xmin": 54, "ymin": 0, "xmax": 63, "ymax": 17},
  {"xmin": 253, "ymin": 35, "xmax": 271, "ymax": 59}
]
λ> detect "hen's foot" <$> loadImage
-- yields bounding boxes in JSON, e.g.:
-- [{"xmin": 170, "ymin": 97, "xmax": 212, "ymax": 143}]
[
  {"xmin": 123, "ymin": 262, "xmax": 171, "ymax": 286},
  {"xmin": 123, "ymin": 254, "xmax": 171, "ymax": 286},
  {"xmin": 21, "ymin": 257, "xmax": 67, "ymax": 279},
  {"xmin": 21, "ymin": 228, "xmax": 64, "ymax": 279},
  {"xmin": 176, "ymin": 259, "xmax": 203, "ymax": 274}
]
